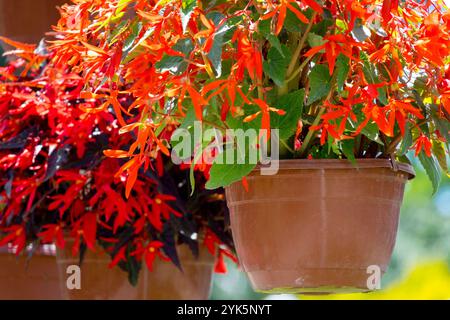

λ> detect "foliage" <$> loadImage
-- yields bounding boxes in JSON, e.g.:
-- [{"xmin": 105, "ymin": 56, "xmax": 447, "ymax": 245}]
[
  {"xmin": 0, "ymin": 42, "xmax": 234, "ymax": 284},
  {"xmin": 45, "ymin": 0, "xmax": 450, "ymax": 192},
  {"xmin": 302, "ymin": 261, "xmax": 450, "ymax": 300}
]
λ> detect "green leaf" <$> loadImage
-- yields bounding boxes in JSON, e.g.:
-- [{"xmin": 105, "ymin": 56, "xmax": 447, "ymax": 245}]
[
  {"xmin": 180, "ymin": 0, "xmax": 197, "ymax": 32},
  {"xmin": 360, "ymin": 51, "xmax": 388, "ymax": 105},
  {"xmin": 308, "ymin": 64, "xmax": 332, "ymax": 104},
  {"xmin": 258, "ymin": 19, "xmax": 271, "ymax": 35},
  {"xmin": 206, "ymin": 12, "xmax": 238, "ymax": 77},
  {"xmin": 266, "ymin": 34, "xmax": 284, "ymax": 57},
  {"xmin": 399, "ymin": 123, "xmax": 413, "ymax": 155},
  {"xmin": 418, "ymin": 153, "xmax": 442, "ymax": 195},
  {"xmin": 432, "ymin": 140, "xmax": 448, "ymax": 174},
  {"xmin": 270, "ymin": 89, "xmax": 305, "ymax": 139},
  {"xmin": 307, "ymin": 33, "xmax": 325, "ymax": 48},
  {"xmin": 123, "ymin": 21, "xmax": 143, "ymax": 53},
  {"xmin": 283, "ymin": 5, "xmax": 314, "ymax": 33},
  {"xmin": 351, "ymin": 23, "xmax": 371, "ymax": 42},
  {"xmin": 206, "ymin": 145, "xmax": 257, "ymax": 189},
  {"xmin": 362, "ymin": 122, "xmax": 384, "ymax": 145},
  {"xmin": 341, "ymin": 139, "xmax": 356, "ymax": 163},
  {"xmin": 335, "ymin": 54, "xmax": 349, "ymax": 92},
  {"xmin": 155, "ymin": 38, "xmax": 193, "ymax": 74},
  {"xmin": 263, "ymin": 45, "xmax": 292, "ymax": 87},
  {"xmin": 155, "ymin": 55, "xmax": 185, "ymax": 74},
  {"xmin": 432, "ymin": 112, "xmax": 450, "ymax": 143},
  {"xmin": 206, "ymin": 118, "xmax": 259, "ymax": 189}
]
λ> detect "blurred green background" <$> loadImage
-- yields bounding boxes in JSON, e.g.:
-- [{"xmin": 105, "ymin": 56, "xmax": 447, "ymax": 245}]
[{"xmin": 211, "ymin": 159, "xmax": 450, "ymax": 300}]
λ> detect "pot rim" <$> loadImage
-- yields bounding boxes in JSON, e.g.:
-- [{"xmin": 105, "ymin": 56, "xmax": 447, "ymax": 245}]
[{"xmin": 254, "ymin": 158, "xmax": 415, "ymax": 179}]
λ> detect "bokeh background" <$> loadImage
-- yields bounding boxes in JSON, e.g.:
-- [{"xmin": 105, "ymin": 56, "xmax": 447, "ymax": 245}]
[{"xmin": 211, "ymin": 158, "xmax": 450, "ymax": 300}]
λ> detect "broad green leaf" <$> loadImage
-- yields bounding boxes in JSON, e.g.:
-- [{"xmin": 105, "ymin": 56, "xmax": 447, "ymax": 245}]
[
  {"xmin": 270, "ymin": 89, "xmax": 305, "ymax": 139},
  {"xmin": 418, "ymin": 153, "xmax": 442, "ymax": 195},
  {"xmin": 360, "ymin": 51, "xmax": 388, "ymax": 105},
  {"xmin": 123, "ymin": 21, "xmax": 143, "ymax": 53},
  {"xmin": 180, "ymin": 0, "xmax": 197, "ymax": 32},
  {"xmin": 341, "ymin": 139, "xmax": 356, "ymax": 163},
  {"xmin": 283, "ymin": 6, "xmax": 315, "ymax": 33},
  {"xmin": 351, "ymin": 23, "xmax": 371, "ymax": 42},
  {"xmin": 258, "ymin": 19, "xmax": 271, "ymax": 35},
  {"xmin": 432, "ymin": 140, "xmax": 448, "ymax": 175},
  {"xmin": 266, "ymin": 34, "xmax": 285, "ymax": 57},
  {"xmin": 307, "ymin": 33, "xmax": 325, "ymax": 48},
  {"xmin": 308, "ymin": 64, "xmax": 332, "ymax": 104},
  {"xmin": 155, "ymin": 55, "xmax": 185, "ymax": 74},
  {"xmin": 155, "ymin": 38, "xmax": 193, "ymax": 74},
  {"xmin": 263, "ymin": 45, "xmax": 292, "ymax": 87},
  {"xmin": 206, "ymin": 12, "xmax": 238, "ymax": 77},
  {"xmin": 361, "ymin": 121, "xmax": 384, "ymax": 145},
  {"xmin": 258, "ymin": 18, "xmax": 283, "ymax": 56},
  {"xmin": 310, "ymin": 17, "xmax": 334, "ymax": 36},
  {"xmin": 432, "ymin": 112, "xmax": 450, "ymax": 143},
  {"xmin": 206, "ymin": 144, "xmax": 257, "ymax": 189},
  {"xmin": 284, "ymin": 5, "xmax": 306, "ymax": 32},
  {"xmin": 335, "ymin": 54, "xmax": 349, "ymax": 92}
]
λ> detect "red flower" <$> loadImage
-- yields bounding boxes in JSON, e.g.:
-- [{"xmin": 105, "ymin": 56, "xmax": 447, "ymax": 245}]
[
  {"xmin": 203, "ymin": 228, "xmax": 221, "ymax": 256},
  {"xmin": 413, "ymin": 134, "xmax": 432, "ymax": 157},
  {"xmin": 70, "ymin": 213, "xmax": 97, "ymax": 256},
  {"xmin": 214, "ymin": 248, "xmax": 238, "ymax": 274},
  {"xmin": 0, "ymin": 225, "xmax": 26, "ymax": 255},
  {"xmin": 38, "ymin": 224, "xmax": 65, "ymax": 249},
  {"xmin": 132, "ymin": 241, "xmax": 168, "ymax": 271}
]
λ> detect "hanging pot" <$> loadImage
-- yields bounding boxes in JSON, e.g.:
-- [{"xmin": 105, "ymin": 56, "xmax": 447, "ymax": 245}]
[
  {"xmin": 0, "ymin": 0, "xmax": 66, "ymax": 44},
  {"xmin": 225, "ymin": 159, "xmax": 414, "ymax": 294},
  {"xmin": 56, "ymin": 242, "xmax": 215, "ymax": 300},
  {"xmin": 0, "ymin": 245, "xmax": 63, "ymax": 299}
]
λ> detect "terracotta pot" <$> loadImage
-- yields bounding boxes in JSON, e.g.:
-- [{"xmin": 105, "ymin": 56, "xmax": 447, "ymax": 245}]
[
  {"xmin": 0, "ymin": 0, "xmax": 66, "ymax": 44},
  {"xmin": 56, "ymin": 243, "xmax": 215, "ymax": 300},
  {"xmin": 0, "ymin": 246, "xmax": 63, "ymax": 299},
  {"xmin": 225, "ymin": 159, "xmax": 414, "ymax": 294}
]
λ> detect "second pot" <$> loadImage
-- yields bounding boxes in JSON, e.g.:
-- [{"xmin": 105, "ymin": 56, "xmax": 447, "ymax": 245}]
[{"xmin": 56, "ymin": 243, "xmax": 215, "ymax": 300}]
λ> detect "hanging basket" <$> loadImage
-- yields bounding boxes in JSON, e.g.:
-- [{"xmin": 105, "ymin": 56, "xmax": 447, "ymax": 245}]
[{"xmin": 225, "ymin": 159, "xmax": 414, "ymax": 294}]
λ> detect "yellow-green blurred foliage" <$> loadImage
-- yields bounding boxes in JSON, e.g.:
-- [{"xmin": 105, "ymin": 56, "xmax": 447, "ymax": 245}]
[{"xmin": 301, "ymin": 261, "xmax": 450, "ymax": 300}]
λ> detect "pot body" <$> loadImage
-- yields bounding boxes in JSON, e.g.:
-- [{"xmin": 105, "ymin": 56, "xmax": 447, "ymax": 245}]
[
  {"xmin": 0, "ymin": 246, "xmax": 63, "ymax": 299},
  {"xmin": 56, "ymin": 244, "xmax": 215, "ymax": 300},
  {"xmin": 0, "ymin": 0, "xmax": 66, "ymax": 44},
  {"xmin": 225, "ymin": 159, "xmax": 414, "ymax": 294}
]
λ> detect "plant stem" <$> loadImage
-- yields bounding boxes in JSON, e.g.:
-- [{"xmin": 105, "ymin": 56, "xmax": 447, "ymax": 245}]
[
  {"xmin": 285, "ymin": 55, "xmax": 313, "ymax": 84},
  {"xmin": 286, "ymin": 12, "xmax": 317, "ymax": 78},
  {"xmin": 298, "ymin": 76, "xmax": 336, "ymax": 157},
  {"xmin": 298, "ymin": 107, "xmax": 326, "ymax": 156}
]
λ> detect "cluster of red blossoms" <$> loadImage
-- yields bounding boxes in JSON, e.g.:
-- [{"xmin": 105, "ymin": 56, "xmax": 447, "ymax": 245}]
[{"xmin": 0, "ymin": 39, "xmax": 235, "ymax": 282}]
